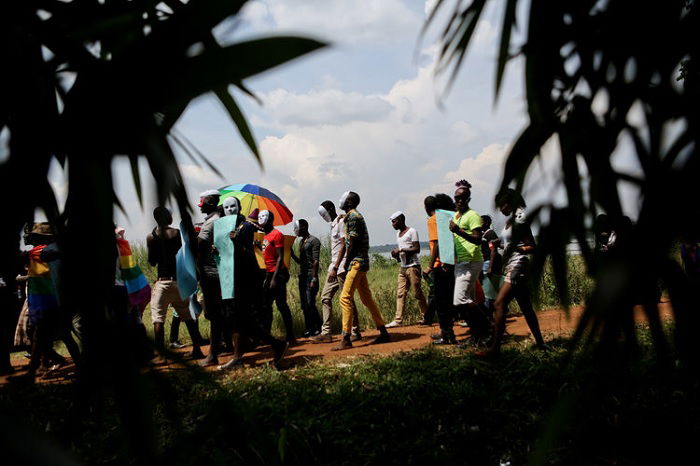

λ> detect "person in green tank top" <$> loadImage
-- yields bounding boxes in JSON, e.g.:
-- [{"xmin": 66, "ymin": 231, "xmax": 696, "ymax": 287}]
[{"xmin": 449, "ymin": 180, "xmax": 492, "ymax": 342}]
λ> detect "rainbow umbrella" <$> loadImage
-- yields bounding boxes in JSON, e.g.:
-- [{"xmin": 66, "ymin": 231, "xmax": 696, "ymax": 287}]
[{"xmin": 218, "ymin": 183, "xmax": 293, "ymax": 226}]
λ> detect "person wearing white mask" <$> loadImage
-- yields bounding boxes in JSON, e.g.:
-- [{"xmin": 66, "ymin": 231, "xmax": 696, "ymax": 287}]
[
  {"xmin": 311, "ymin": 201, "xmax": 362, "ymax": 343},
  {"xmin": 259, "ymin": 210, "xmax": 296, "ymax": 344},
  {"xmin": 217, "ymin": 197, "xmax": 290, "ymax": 370},
  {"xmin": 332, "ymin": 191, "xmax": 390, "ymax": 351},
  {"xmin": 386, "ymin": 211, "xmax": 429, "ymax": 327}
]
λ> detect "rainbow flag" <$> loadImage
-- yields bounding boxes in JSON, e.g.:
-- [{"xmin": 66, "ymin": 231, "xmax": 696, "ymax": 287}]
[
  {"xmin": 27, "ymin": 245, "xmax": 59, "ymax": 319},
  {"xmin": 116, "ymin": 238, "xmax": 151, "ymax": 312}
]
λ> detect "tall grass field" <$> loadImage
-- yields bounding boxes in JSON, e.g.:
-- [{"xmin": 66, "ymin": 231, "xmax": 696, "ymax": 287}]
[{"xmin": 132, "ymin": 238, "xmax": 593, "ymax": 343}]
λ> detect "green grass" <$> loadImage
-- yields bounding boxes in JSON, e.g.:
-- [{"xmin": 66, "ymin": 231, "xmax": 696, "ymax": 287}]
[
  {"xmin": 9, "ymin": 243, "xmax": 594, "ymax": 361},
  {"xmin": 131, "ymin": 241, "xmax": 593, "ymax": 342},
  {"xmin": 2, "ymin": 327, "xmax": 697, "ymax": 465}
]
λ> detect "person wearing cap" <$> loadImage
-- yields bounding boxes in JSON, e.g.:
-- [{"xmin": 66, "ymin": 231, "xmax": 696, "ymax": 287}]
[
  {"xmin": 259, "ymin": 210, "xmax": 296, "ymax": 344},
  {"xmin": 311, "ymin": 201, "xmax": 361, "ymax": 343},
  {"xmin": 196, "ymin": 189, "xmax": 226, "ymax": 366},
  {"xmin": 333, "ymin": 191, "xmax": 390, "ymax": 351},
  {"xmin": 386, "ymin": 212, "xmax": 429, "ymax": 328},
  {"xmin": 291, "ymin": 219, "xmax": 322, "ymax": 337},
  {"xmin": 147, "ymin": 207, "xmax": 204, "ymax": 360}
]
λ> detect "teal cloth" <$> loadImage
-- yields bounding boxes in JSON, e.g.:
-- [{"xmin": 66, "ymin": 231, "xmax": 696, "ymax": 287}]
[
  {"xmin": 482, "ymin": 274, "xmax": 504, "ymax": 300},
  {"xmin": 436, "ymin": 209, "xmax": 456, "ymax": 265},
  {"xmin": 214, "ymin": 215, "xmax": 238, "ymax": 299},
  {"xmin": 176, "ymin": 221, "xmax": 198, "ymax": 301}
]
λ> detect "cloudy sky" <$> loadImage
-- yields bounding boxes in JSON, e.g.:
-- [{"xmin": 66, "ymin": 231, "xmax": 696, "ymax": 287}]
[{"xmin": 44, "ymin": 0, "xmax": 640, "ymax": 246}]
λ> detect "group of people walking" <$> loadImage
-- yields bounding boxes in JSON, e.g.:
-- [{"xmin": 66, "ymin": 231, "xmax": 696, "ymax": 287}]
[
  {"xmin": 166, "ymin": 179, "xmax": 547, "ymax": 366},
  {"xmin": 2, "ymin": 178, "xmax": 550, "ymax": 380}
]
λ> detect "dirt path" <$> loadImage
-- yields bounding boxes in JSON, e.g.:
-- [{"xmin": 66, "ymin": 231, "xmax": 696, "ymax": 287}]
[{"xmin": 1, "ymin": 303, "xmax": 675, "ymax": 384}]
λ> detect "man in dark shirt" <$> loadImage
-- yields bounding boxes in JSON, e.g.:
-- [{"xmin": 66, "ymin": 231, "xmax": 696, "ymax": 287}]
[
  {"xmin": 196, "ymin": 190, "xmax": 225, "ymax": 366},
  {"xmin": 292, "ymin": 219, "xmax": 322, "ymax": 337},
  {"xmin": 218, "ymin": 208, "xmax": 289, "ymax": 370},
  {"xmin": 147, "ymin": 207, "xmax": 203, "ymax": 360}
]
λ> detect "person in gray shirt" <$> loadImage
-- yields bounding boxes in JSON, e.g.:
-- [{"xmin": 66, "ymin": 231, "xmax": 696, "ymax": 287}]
[{"xmin": 292, "ymin": 219, "xmax": 322, "ymax": 337}]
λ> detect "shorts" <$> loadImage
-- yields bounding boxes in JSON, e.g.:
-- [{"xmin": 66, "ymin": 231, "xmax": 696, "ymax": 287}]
[
  {"xmin": 504, "ymin": 256, "xmax": 528, "ymax": 286},
  {"xmin": 453, "ymin": 261, "xmax": 483, "ymax": 306},
  {"xmin": 150, "ymin": 279, "xmax": 191, "ymax": 324}
]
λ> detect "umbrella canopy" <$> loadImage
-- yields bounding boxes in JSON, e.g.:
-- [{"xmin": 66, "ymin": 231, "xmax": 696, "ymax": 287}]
[{"xmin": 218, "ymin": 183, "xmax": 293, "ymax": 226}]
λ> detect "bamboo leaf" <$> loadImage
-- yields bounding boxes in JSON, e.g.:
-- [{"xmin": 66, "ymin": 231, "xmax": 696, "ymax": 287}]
[
  {"xmin": 495, "ymin": 0, "xmax": 518, "ymax": 100},
  {"xmin": 170, "ymin": 37, "xmax": 327, "ymax": 104},
  {"xmin": 215, "ymin": 87, "xmax": 262, "ymax": 167},
  {"xmin": 128, "ymin": 154, "xmax": 143, "ymax": 209}
]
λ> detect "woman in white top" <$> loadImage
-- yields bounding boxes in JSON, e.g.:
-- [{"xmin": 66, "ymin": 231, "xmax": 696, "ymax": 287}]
[{"xmin": 479, "ymin": 189, "xmax": 545, "ymax": 357}]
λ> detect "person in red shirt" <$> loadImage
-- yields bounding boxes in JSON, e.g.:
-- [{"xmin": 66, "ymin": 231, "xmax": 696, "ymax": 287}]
[{"xmin": 259, "ymin": 210, "xmax": 296, "ymax": 344}]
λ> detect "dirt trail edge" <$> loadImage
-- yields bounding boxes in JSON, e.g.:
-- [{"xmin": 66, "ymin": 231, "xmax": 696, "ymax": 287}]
[{"xmin": 2, "ymin": 304, "xmax": 674, "ymax": 384}]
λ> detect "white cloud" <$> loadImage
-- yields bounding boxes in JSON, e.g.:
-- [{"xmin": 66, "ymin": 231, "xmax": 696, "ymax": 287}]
[
  {"xmin": 108, "ymin": 0, "xmax": 532, "ymax": 245},
  {"xmin": 449, "ymin": 120, "xmax": 478, "ymax": 145},
  {"xmin": 260, "ymin": 89, "xmax": 394, "ymax": 127},
  {"xmin": 179, "ymin": 164, "xmax": 223, "ymax": 190},
  {"xmin": 243, "ymin": 0, "xmax": 421, "ymax": 45}
]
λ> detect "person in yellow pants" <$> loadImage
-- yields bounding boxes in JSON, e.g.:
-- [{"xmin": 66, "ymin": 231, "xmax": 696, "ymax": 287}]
[{"xmin": 332, "ymin": 191, "xmax": 390, "ymax": 351}]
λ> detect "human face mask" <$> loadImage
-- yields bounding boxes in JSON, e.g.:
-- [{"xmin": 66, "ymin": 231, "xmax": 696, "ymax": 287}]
[
  {"xmin": 258, "ymin": 210, "xmax": 270, "ymax": 227},
  {"xmin": 339, "ymin": 191, "xmax": 350, "ymax": 211},
  {"xmin": 318, "ymin": 205, "xmax": 332, "ymax": 223},
  {"xmin": 222, "ymin": 197, "xmax": 240, "ymax": 217}
]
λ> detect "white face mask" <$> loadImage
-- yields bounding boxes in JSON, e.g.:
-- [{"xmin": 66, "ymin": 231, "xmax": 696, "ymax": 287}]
[
  {"xmin": 258, "ymin": 210, "xmax": 270, "ymax": 227},
  {"xmin": 339, "ymin": 191, "xmax": 350, "ymax": 210},
  {"xmin": 318, "ymin": 205, "xmax": 332, "ymax": 223},
  {"xmin": 293, "ymin": 220, "xmax": 301, "ymax": 236},
  {"xmin": 222, "ymin": 197, "xmax": 240, "ymax": 217}
]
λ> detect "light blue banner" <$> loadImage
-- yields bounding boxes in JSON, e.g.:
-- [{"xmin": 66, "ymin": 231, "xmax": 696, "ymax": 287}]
[
  {"xmin": 176, "ymin": 221, "xmax": 198, "ymax": 301},
  {"xmin": 214, "ymin": 215, "xmax": 238, "ymax": 300},
  {"xmin": 436, "ymin": 209, "xmax": 456, "ymax": 265}
]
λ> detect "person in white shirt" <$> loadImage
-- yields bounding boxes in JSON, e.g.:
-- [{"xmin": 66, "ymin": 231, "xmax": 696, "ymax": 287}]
[
  {"xmin": 310, "ymin": 201, "xmax": 362, "ymax": 343},
  {"xmin": 386, "ymin": 212, "xmax": 429, "ymax": 327}
]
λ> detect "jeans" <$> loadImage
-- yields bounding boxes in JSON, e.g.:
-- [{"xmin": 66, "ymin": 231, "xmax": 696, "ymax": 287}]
[
  {"xmin": 433, "ymin": 266, "xmax": 456, "ymax": 336},
  {"xmin": 298, "ymin": 273, "xmax": 322, "ymax": 333},
  {"xmin": 263, "ymin": 269, "xmax": 294, "ymax": 340}
]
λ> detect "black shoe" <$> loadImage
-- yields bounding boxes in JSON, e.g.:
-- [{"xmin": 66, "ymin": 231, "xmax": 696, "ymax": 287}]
[
  {"xmin": 351, "ymin": 332, "xmax": 362, "ymax": 342},
  {"xmin": 371, "ymin": 332, "xmax": 390, "ymax": 345},
  {"xmin": 431, "ymin": 333, "xmax": 442, "ymax": 340},
  {"xmin": 273, "ymin": 341, "xmax": 289, "ymax": 367}
]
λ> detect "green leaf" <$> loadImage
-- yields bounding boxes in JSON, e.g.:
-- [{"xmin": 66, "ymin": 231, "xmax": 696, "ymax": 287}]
[
  {"xmin": 128, "ymin": 154, "xmax": 143, "ymax": 209},
  {"xmin": 215, "ymin": 87, "xmax": 262, "ymax": 167},
  {"xmin": 495, "ymin": 0, "xmax": 518, "ymax": 100},
  {"xmin": 171, "ymin": 37, "xmax": 327, "ymax": 103}
]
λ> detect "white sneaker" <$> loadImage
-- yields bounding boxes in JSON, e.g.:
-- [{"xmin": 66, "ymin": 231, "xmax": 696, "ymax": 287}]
[{"xmin": 385, "ymin": 321, "xmax": 401, "ymax": 328}]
